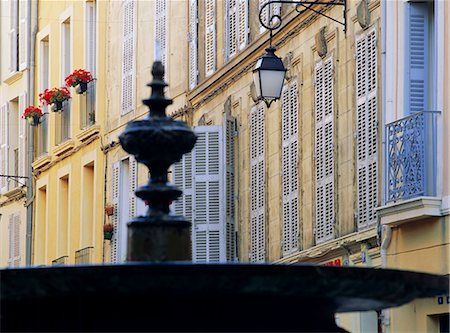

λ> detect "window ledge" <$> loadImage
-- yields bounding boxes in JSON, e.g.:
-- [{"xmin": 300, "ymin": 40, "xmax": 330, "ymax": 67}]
[
  {"xmin": 3, "ymin": 186, "xmax": 25, "ymax": 200},
  {"xmin": 32, "ymin": 154, "xmax": 52, "ymax": 171},
  {"xmin": 53, "ymin": 139, "xmax": 76, "ymax": 157},
  {"xmin": 3, "ymin": 71, "xmax": 23, "ymax": 85},
  {"xmin": 76, "ymin": 125, "xmax": 100, "ymax": 143},
  {"xmin": 377, "ymin": 197, "xmax": 442, "ymax": 227}
]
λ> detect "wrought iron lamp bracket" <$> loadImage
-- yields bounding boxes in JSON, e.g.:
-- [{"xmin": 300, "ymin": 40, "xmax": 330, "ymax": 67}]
[{"xmin": 259, "ymin": 0, "xmax": 347, "ymax": 42}]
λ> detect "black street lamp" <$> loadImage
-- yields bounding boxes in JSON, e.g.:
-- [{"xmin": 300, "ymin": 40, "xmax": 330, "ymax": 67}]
[{"xmin": 254, "ymin": 0, "xmax": 347, "ymax": 107}]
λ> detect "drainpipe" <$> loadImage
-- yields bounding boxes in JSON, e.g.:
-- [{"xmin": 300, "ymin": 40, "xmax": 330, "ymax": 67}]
[
  {"xmin": 25, "ymin": 0, "xmax": 38, "ymax": 266},
  {"xmin": 381, "ymin": 225, "xmax": 392, "ymax": 333}
]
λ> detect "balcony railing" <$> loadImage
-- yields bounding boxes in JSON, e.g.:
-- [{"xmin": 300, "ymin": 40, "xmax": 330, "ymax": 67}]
[
  {"xmin": 75, "ymin": 246, "xmax": 94, "ymax": 264},
  {"xmin": 52, "ymin": 255, "xmax": 68, "ymax": 266},
  {"xmin": 57, "ymin": 100, "xmax": 71, "ymax": 144},
  {"xmin": 81, "ymin": 80, "xmax": 96, "ymax": 129},
  {"xmin": 386, "ymin": 111, "xmax": 439, "ymax": 203}
]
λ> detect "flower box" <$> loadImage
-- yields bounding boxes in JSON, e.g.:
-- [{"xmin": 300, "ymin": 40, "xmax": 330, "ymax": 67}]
[
  {"xmin": 39, "ymin": 87, "xmax": 71, "ymax": 112},
  {"xmin": 65, "ymin": 69, "xmax": 93, "ymax": 94},
  {"xmin": 22, "ymin": 106, "xmax": 43, "ymax": 126}
]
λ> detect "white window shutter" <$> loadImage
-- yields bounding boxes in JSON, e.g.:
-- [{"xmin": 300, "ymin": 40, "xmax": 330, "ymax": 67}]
[
  {"xmin": 1, "ymin": 104, "xmax": 9, "ymax": 193},
  {"xmin": 8, "ymin": 214, "xmax": 21, "ymax": 267},
  {"xmin": 189, "ymin": 0, "xmax": 198, "ymax": 89},
  {"xmin": 110, "ymin": 162, "xmax": 120, "ymax": 263},
  {"xmin": 155, "ymin": 0, "xmax": 167, "ymax": 68},
  {"xmin": 250, "ymin": 104, "xmax": 265, "ymax": 262},
  {"xmin": 356, "ymin": 28, "xmax": 378, "ymax": 229},
  {"xmin": 205, "ymin": 0, "xmax": 216, "ymax": 77},
  {"xmin": 192, "ymin": 126, "xmax": 225, "ymax": 263},
  {"xmin": 19, "ymin": 0, "xmax": 28, "ymax": 70},
  {"xmin": 18, "ymin": 93, "xmax": 27, "ymax": 179},
  {"xmin": 237, "ymin": 0, "xmax": 248, "ymax": 51},
  {"xmin": 121, "ymin": 0, "xmax": 135, "ymax": 115},
  {"xmin": 86, "ymin": 1, "xmax": 96, "ymax": 75},
  {"xmin": 171, "ymin": 150, "xmax": 193, "ymax": 222},
  {"xmin": 282, "ymin": 81, "xmax": 299, "ymax": 256},
  {"xmin": 259, "ymin": 0, "xmax": 280, "ymax": 33},
  {"xmin": 226, "ymin": 0, "xmax": 237, "ymax": 58},
  {"xmin": 224, "ymin": 113, "xmax": 236, "ymax": 261},
  {"xmin": 315, "ymin": 57, "xmax": 334, "ymax": 244},
  {"xmin": 128, "ymin": 156, "xmax": 137, "ymax": 219},
  {"xmin": 9, "ymin": 0, "xmax": 18, "ymax": 73}
]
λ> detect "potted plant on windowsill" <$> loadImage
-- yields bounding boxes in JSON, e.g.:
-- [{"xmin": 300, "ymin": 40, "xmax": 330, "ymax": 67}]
[
  {"xmin": 65, "ymin": 69, "xmax": 94, "ymax": 94},
  {"xmin": 39, "ymin": 87, "xmax": 71, "ymax": 112},
  {"xmin": 103, "ymin": 223, "xmax": 114, "ymax": 240},
  {"xmin": 22, "ymin": 106, "xmax": 43, "ymax": 126}
]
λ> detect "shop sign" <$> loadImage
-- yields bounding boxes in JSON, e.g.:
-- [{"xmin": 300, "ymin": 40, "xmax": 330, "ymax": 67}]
[{"xmin": 322, "ymin": 258, "xmax": 343, "ymax": 266}]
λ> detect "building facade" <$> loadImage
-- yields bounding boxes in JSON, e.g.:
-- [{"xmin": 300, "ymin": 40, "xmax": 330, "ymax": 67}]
[
  {"xmin": 0, "ymin": 0, "xmax": 34, "ymax": 268},
  {"xmin": 31, "ymin": 0, "xmax": 107, "ymax": 265},
  {"xmin": 378, "ymin": 0, "xmax": 450, "ymax": 331}
]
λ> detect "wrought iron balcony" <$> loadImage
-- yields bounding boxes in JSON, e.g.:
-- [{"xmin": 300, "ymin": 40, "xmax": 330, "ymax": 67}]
[
  {"xmin": 81, "ymin": 80, "xmax": 96, "ymax": 128},
  {"xmin": 52, "ymin": 255, "xmax": 68, "ymax": 266},
  {"xmin": 74, "ymin": 246, "xmax": 94, "ymax": 264},
  {"xmin": 386, "ymin": 111, "xmax": 439, "ymax": 203}
]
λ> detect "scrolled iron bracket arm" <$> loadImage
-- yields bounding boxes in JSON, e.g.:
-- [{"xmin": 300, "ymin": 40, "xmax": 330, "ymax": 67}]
[{"xmin": 259, "ymin": 0, "xmax": 347, "ymax": 37}]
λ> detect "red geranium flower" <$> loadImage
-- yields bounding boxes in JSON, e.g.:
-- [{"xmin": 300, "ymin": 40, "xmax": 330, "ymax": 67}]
[
  {"xmin": 39, "ymin": 87, "xmax": 71, "ymax": 105},
  {"xmin": 65, "ymin": 69, "xmax": 93, "ymax": 87},
  {"xmin": 22, "ymin": 106, "xmax": 43, "ymax": 119}
]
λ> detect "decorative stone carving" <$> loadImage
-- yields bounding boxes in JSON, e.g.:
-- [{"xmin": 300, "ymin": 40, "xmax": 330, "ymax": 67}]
[
  {"xmin": 315, "ymin": 27, "xmax": 327, "ymax": 58},
  {"xmin": 224, "ymin": 96, "xmax": 232, "ymax": 115},
  {"xmin": 250, "ymin": 82, "xmax": 258, "ymax": 103},
  {"xmin": 357, "ymin": 0, "xmax": 371, "ymax": 30},
  {"xmin": 283, "ymin": 52, "xmax": 294, "ymax": 81},
  {"xmin": 198, "ymin": 114, "xmax": 206, "ymax": 125}
]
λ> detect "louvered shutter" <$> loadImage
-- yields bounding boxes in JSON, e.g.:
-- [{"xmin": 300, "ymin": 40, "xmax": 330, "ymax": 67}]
[
  {"xmin": 172, "ymin": 152, "xmax": 193, "ymax": 222},
  {"xmin": 226, "ymin": 0, "xmax": 237, "ymax": 58},
  {"xmin": 9, "ymin": 0, "xmax": 18, "ymax": 73},
  {"xmin": 237, "ymin": 0, "xmax": 248, "ymax": 51},
  {"xmin": 8, "ymin": 214, "xmax": 21, "ymax": 267},
  {"xmin": 189, "ymin": 0, "xmax": 198, "ymax": 89},
  {"xmin": 224, "ymin": 113, "xmax": 236, "ymax": 261},
  {"xmin": 129, "ymin": 156, "xmax": 137, "ymax": 219},
  {"xmin": 406, "ymin": 2, "xmax": 429, "ymax": 114},
  {"xmin": 19, "ymin": 93, "xmax": 27, "ymax": 179},
  {"xmin": 110, "ymin": 162, "xmax": 120, "ymax": 263},
  {"xmin": 259, "ymin": 0, "xmax": 281, "ymax": 33},
  {"xmin": 13, "ymin": 214, "xmax": 21, "ymax": 266},
  {"xmin": 86, "ymin": 1, "xmax": 96, "ymax": 74},
  {"xmin": 155, "ymin": 0, "xmax": 167, "ymax": 67},
  {"xmin": 192, "ymin": 126, "xmax": 225, "ymax": 263},
  {"xmin": 121, "ymin": 0, "xmax": 135, "ymax": 115},
  {"xmin": 282, "ymin": 81, "xmax": 299, "ymax": 256},
  {"xmin": 250, "ymin": 104, "xmax": 265, "ymax": 262},
  {"xmin": 19, "ymin": 0, "xmax": 28, "ymax": 70},
  {"xmin": 314, "ymin": 57, "xmax": 334, "ymax": 244},
  {"xmin": 205, "ymin": 0, "xmax": 216, "ymax": 77},
  {"xmin": 1, "ymin": 104, "xmax": 9, "ymax": 193},
  {"xmin": 356, "ymin": 28, "xmax": 378, "ymax": 230}
]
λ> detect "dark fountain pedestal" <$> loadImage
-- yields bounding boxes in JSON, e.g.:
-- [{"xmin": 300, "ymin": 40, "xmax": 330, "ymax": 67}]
[
  {"xmin": 1, "ymin": 263, "xmax": 449, "ymax": 332},
  {"xmin": 2, "ymin": 62, "xmax": 448, "ymax": 332}
]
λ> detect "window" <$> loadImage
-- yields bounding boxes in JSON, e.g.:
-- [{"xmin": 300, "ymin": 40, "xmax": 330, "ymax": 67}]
[
  {"xmin": 226, "ymin": 0, "xmax": 248, "ymax": 59},
  {"xmin": 314, "ymin": 56, "xmax": 335, "ymax": 244},
  {"xmin": 59, "ymin": 18, "xmax": 71, "ymax": 143},
  {"xmin": 281, "ymin": 80, "xmax": 299, "ymax": 256},
  {"xmin": 250, "ymin": 104, "xmax": 265, "ymax": 262},
  {"xmin": 9, "ymin": 0, "xmax": 19, "ymax": 73},
  {"xmin": 121, "ymin": 0, "xmax": 136, "ymax": 115},
  {"xmin": 205, "ymin": 0, "xmax": 216, "ymax": 77},
  {"xmin": 155, "ymin": 0, "xmax": 167, "ymax": 67},
  {"xmin": 111, "ymin": 156, "xmax": 137, "ymax": 263},
  {"xmin": 8, "ymin": 213, "xmax": 21, "ymax": 267},
  {"xmin": 19, "ymin": 0, "xmax": 29, "ymax": 70},
  {"xmin": 82, "ymin": 164, "xmax": 94, "ymax": 247},
  {"xmin": 38, "ymin": 37, "xmax": 49, "ymax": 155},
  {"xmin": 188, "ymin": 0, "xmax": 198, "ymax": 89},
  {"xmin": 82, "ymin": 1, "xmax": 96, "ymax": 127},
  {"xmin": 356, "ymin": 27, "xmax": 378, "ymax": 229},
  {"xmin": 405, "ymin": 1, "xmax": 434, "ymax": 114},
  {"xmin": 172, "ymin": 120, "xmax": 236, "ymax": 262},
  {"xmin": 35, "ymin": 185, "xmax": 47, "ymax": 265},
  {"xmin": 259, "ymin": 0, "xmax": 280, "ymax": 33},
  {"xmin": 57, "ymin": 175, "xmax": 69, "ymax": 258}
]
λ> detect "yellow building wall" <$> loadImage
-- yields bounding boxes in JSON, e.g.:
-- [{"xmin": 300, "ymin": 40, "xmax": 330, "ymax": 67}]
[{"xmin": 32, "ymin": 0, "xmax": 107, "ymax": 265}]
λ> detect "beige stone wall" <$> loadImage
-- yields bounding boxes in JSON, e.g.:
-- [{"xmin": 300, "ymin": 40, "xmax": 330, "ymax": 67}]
[{"xmin": 187, "ymin": 1, "xmax": 381, "ymax": 262}]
